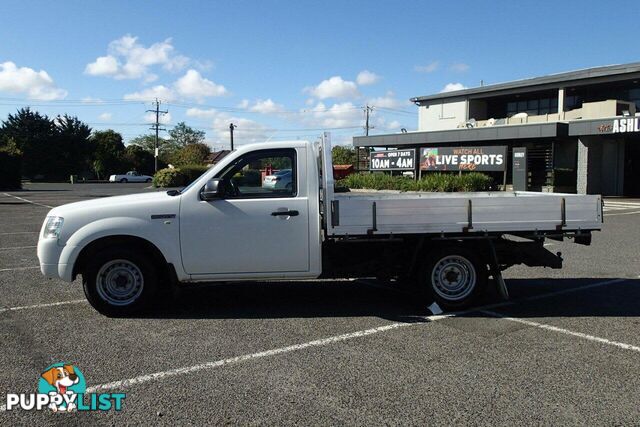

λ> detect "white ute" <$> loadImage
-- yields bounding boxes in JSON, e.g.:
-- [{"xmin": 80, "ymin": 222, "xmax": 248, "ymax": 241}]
[
  {"xmin": 38, "ymin": 133, "xmax": 602, "ymax": 316},
  {"xmin": 108, "ymin": 171, "xmax": 153, "ymax": 183}
]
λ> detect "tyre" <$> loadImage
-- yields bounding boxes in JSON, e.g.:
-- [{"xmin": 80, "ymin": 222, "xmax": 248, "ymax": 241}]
[
  {"xmin": 82, "ymin": 247, "xmax": 158, "ymax": 316},
  {"xmin": 120, "ymin": 178, "xmax": 128, "ymax": 183},
  {"xmin": 420, "ymin": 247, "xmax": 487, "ymax": 311},
  {"xmin": 146, "ymin": 178, "xmax": 152, "ymax": 183}
]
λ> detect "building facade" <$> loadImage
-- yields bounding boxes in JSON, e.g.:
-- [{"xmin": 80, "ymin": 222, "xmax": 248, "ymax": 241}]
[{"xmin": 353, "ymin": 62, "xmax": 640, "ymax": 196}]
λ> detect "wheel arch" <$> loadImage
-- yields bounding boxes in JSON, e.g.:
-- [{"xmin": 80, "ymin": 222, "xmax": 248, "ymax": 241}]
[{"xmin": 72, "ymin": 235, "xmax": 173, "ymax": 283}]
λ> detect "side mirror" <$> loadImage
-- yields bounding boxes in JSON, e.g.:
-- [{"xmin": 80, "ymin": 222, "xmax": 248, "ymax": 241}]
[{"xmin": 200, "ymin": 178, "xmax": 226, "ymax": 201}]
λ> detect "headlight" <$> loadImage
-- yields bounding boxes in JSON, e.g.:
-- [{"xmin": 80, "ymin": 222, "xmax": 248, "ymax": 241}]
[{"xmin": 43, "ymin": 216, "xmax": 64, "ymax": 239}]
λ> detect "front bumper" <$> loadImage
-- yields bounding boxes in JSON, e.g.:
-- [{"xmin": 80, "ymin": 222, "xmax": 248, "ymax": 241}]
[{"xmin": 37, "ymin": 237, "xmax": 74, "ymax": 281}]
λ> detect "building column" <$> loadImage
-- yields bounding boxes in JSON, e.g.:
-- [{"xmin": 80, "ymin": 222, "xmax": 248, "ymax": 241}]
[
  {"xmin": 558, "ymin": 88, "xmax": 565, "ymax": 120},
  {"xmin": 576, "ymin": 137, "xmax": 589, "ymax": 194}
]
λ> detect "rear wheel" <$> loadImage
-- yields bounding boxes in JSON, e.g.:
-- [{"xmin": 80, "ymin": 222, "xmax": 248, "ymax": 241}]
[
  {"xmin": 82, "ymin": 248, "xmax": 158, "ymax": 316},
  {"xmin": 145, "ymin": 178, "xmax": 152, "ymax": 183},
  {"xmin": 420, "ymin": 247, "xmax": 487, "ymax": 310}
]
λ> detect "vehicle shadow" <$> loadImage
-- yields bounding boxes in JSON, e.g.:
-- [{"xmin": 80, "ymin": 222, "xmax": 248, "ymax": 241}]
[{"xmin": 138, "ymin": 277, "xmax": 640, "ymax": 321}]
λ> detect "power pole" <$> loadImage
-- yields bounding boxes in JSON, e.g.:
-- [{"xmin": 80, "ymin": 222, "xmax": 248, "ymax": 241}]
[
  {"xmin": 357, "ymin": 105, "xmax": 375, "ymax": 172},
  {"xmin": 147, "ymin": 98, "xmax": 168, "ymax": 172},
  {"xmin": 364, "ymin": 105, "xmax": 374, "ymax": 136},
  {"xmin": 229, "ymin": 123, "xmax": 237, "ymax": 150}
]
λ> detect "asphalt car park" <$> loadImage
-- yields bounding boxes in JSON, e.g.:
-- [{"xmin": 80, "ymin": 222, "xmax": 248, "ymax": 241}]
[{"xmin": 0, "ymin": 183, "xmax": 639, "ymax": 424}]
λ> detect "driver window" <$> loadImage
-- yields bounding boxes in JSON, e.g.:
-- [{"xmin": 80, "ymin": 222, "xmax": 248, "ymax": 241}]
[{"xmin": 218, "ymin": 149, "xmax": 296, "ymax": 198}]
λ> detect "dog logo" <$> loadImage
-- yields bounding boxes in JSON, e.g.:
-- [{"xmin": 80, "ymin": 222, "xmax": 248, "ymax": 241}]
[{"xmin": 38, "ymin": 363, "xmax": 86, "ymax": 412}]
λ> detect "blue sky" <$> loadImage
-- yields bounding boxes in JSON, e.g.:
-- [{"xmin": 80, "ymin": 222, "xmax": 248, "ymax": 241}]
[{"xmin": 1, "ymin": 0, "xmax": 639, "ymax": 148}]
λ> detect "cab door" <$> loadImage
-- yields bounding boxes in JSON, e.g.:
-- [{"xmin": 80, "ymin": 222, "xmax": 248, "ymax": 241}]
[{"xmin": 179, "ymin": 148, "xmax": 310, "ymax": 276}]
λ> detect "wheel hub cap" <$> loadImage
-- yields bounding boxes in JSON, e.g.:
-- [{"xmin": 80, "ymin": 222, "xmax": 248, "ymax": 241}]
[
  {"xmin": 96, "ymin": 259, "xmax": 144, "ymax": 306},
  {"xmin": 431, "ymin": 255, "xmax": 477, "ymax": 302}
]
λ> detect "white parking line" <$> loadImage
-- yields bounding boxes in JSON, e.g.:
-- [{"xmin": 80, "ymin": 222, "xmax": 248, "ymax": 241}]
[
  {"xmin": 0, "ymin": 299, "xmax": 85, "ymax": 314},
  {"xmin": 0, "ymin": 231, "xmax": 38, "ymax": 235},
  {"xmin": 0, "ymin": 277, "xmax": 632, "ymax": 413},
  {"xmin": 0, "ymin": 266, "xmax": 40, "ymax": 272},
  {"xmin": 604, "ymin": 210, "xmax": 640, "ymax": 217},
  {"xmin": 2, "ymin": 193, "xmax": 53, "ymax": 209},
  {"xmin": 481, "ymin": 310, "xmax": 640, "ymax": 353},
  {"xmin": 0, "ymin": 246, "xmax": 37, "ymax": 250}
]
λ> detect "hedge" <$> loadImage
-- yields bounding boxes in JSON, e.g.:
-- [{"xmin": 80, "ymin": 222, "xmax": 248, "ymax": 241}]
[
  {"xmin": 153, "ymin": 164, "xmax": 209, "ymax": 188},
  {"xmin": 337, "ymin": 172, "xmax": 493, "ymax": 192},
  {"xmin": 0, "ymin": 150, "xmax": 22, "ymax": 190},
  {"xmin": 153, "ymin": 168, "xmax": 186, "ymax": 188}
]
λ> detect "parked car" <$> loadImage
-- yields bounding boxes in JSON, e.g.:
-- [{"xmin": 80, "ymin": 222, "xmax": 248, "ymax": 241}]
[
  {"xmin": 109, "ymin": 171, "xmax": 153, "ymax": 183},
  {"xmin": 262, "ymin": 169, "xmax": 292, "ymax": 190}
]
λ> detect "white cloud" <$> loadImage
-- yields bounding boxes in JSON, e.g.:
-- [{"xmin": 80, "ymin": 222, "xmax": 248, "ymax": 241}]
[
  {"xmin": 450, "ymin": 62, "xmax": 470, "ymax": 72},
  {"xmin": 186, "ymin": 107, "xmax": 271, "ymax": 147},
  {"xmin": 304, "ymin": 101, "xmax": 362, "ymax": 128},
  {"xmin": 0, "ymin": 61, "xmax": 67, "ymax": 100},
  {"xmin": 85, "ymin": 56, "xmax": 119, "ymax": 77},
  {"xmin": 144, "ymin": 111, "xmax": 172, "ymax": 125},
  {"xmin": 174, "ymin": 69, "xmax": 227, "ymax": 101},
  {"xmin": 237, "ymin": 99, "xmax": 250, "ymax": 109},
  {"xmin": 85, "ymin": 35, "xmax": 190, "ymax": 81},
  {"xmin": 304, "ymin": 76, "xmax": 359, "ymax": 99},
  {"xmin": 387, "ymin": 120, "xmax": 402, "ymax": 130},
  {"xmin": 368, "ymin": 91, "xmax": 405, "ymax": 109},
  {"xmin": 123, "ymin": 69, "xmax": 227, "ymax": 102},
  {"xmin": 414, "ymin": 61, "xmax": 440, "ymax": 73},
  {"xmin": 124, "ymin": 84, "xmax": 176, "ymax": 102},
  {"xmin": 356, "ymin": 70, "xmax": 380, "ymax": 86},
  {"xmin": 441, "ymin": 82, "xmax": 467, "ymax": 93},
  {"xmin": 247, "ymin": 98, "xmax": 284, "ymax": 114},
  {"xmin": 98, "ymin": 112, "xmax": 112, "ymax": 121}
]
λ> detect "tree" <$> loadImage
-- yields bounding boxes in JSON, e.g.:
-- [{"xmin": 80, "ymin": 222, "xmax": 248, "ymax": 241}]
[
  {"xmin": 123, "ymin": 145, "xmax": 155, "ymax": 175},
  {"xmin": 0, "ymin": 108, "xmax": 57, "ymax": 178},
  {"xmin": 331, "ymin": 145, "xmax": 355, "ymax": 166},
  {"xmin": 54, "ymin": 115, "xmax": 93, "ymax": 176},
  {"xmin": 129, "ymin": 134, "xmax": 179, "ymax": 164},
  {"xmin": 168, "ymin": 122, "xmax": 205, "ymax": 147},
  {"xmin": 171, "ymin": 143, "xmax": 210, "ymax": 166},
  {"xmin": 90, "ymin": 130, "xmax": 126, "ymax": 179}
]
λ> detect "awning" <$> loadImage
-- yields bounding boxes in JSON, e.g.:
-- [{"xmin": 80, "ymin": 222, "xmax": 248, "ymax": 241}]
[{"xmin": 353, "ymin": 122, "xmax": 568, "ymax": 147}]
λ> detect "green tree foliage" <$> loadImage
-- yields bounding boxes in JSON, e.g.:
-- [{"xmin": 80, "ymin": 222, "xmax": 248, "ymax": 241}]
[
  {"xmin": 123, "ymin": 145, "xmax": 155, "ymax": 175},
  {"xmin": 0, "ymin": 108, "xmax": 93, "ymax": 180},
  {"xmin": 90, "ymin": 130, "xmax": 125, "ymax": 179},
  {"xmin": 168, "ymin": 122, "xmax": 205, "ymax": 147},
  {"xmin": 331, "ymin": 145, "xmax": 356, "ymax": 166},
  {"xmin": 171, "ymin": 142, "xmax": 210, "ymax": 166},
  {"xmin": 0, "ymin": 108, "xmax": 57, "ymax": 178},
  {"xmin": 129, "ymin": 134, "xmax": 180, "ymax": 164},
  {"xmin": 54, "ymin": 115, "xmax": 92, "ymax": 175}
]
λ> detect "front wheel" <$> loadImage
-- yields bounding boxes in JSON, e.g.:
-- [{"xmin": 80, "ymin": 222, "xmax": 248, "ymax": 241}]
[
  {"xmin": 420, "ymin": 247, "xmax": 487, "ymax": 311},
  {"xmin": 82, "ymin": 248, "xmax": 158, "ymax": 316},
  {"xmin": 120, "ymin": 178, "xmax": 128, "ymax": 183}
]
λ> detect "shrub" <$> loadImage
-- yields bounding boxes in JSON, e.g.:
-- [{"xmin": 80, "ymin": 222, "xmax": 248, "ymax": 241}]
[
  {"xmin": 179, "ymin": 164, "xmax": 209, "ymax": 184},
  {"xmin": 337, "ymin": 172, "xmax": 492, "ymax": 192},
  {"xmin": 153, "ymin": 168, "xmax": 186, "ymax": 188}
]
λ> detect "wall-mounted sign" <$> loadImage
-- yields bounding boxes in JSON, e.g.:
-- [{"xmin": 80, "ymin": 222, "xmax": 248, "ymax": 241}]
[
  {"xmin": 420, "ymin": 146, "xmax": 507, "ymax": 172},
  {"xmin": 610, "ymin": 117, "xmax": 640, "ymax": 133},
  {"xmin": 369, "ymin": 149, "xmax": 415, "ymax": 171}
]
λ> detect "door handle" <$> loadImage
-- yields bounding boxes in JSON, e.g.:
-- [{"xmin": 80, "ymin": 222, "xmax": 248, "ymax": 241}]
[{"xmin": 271, "ymin": 210, "xmax": 299, "ymax": 217}]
